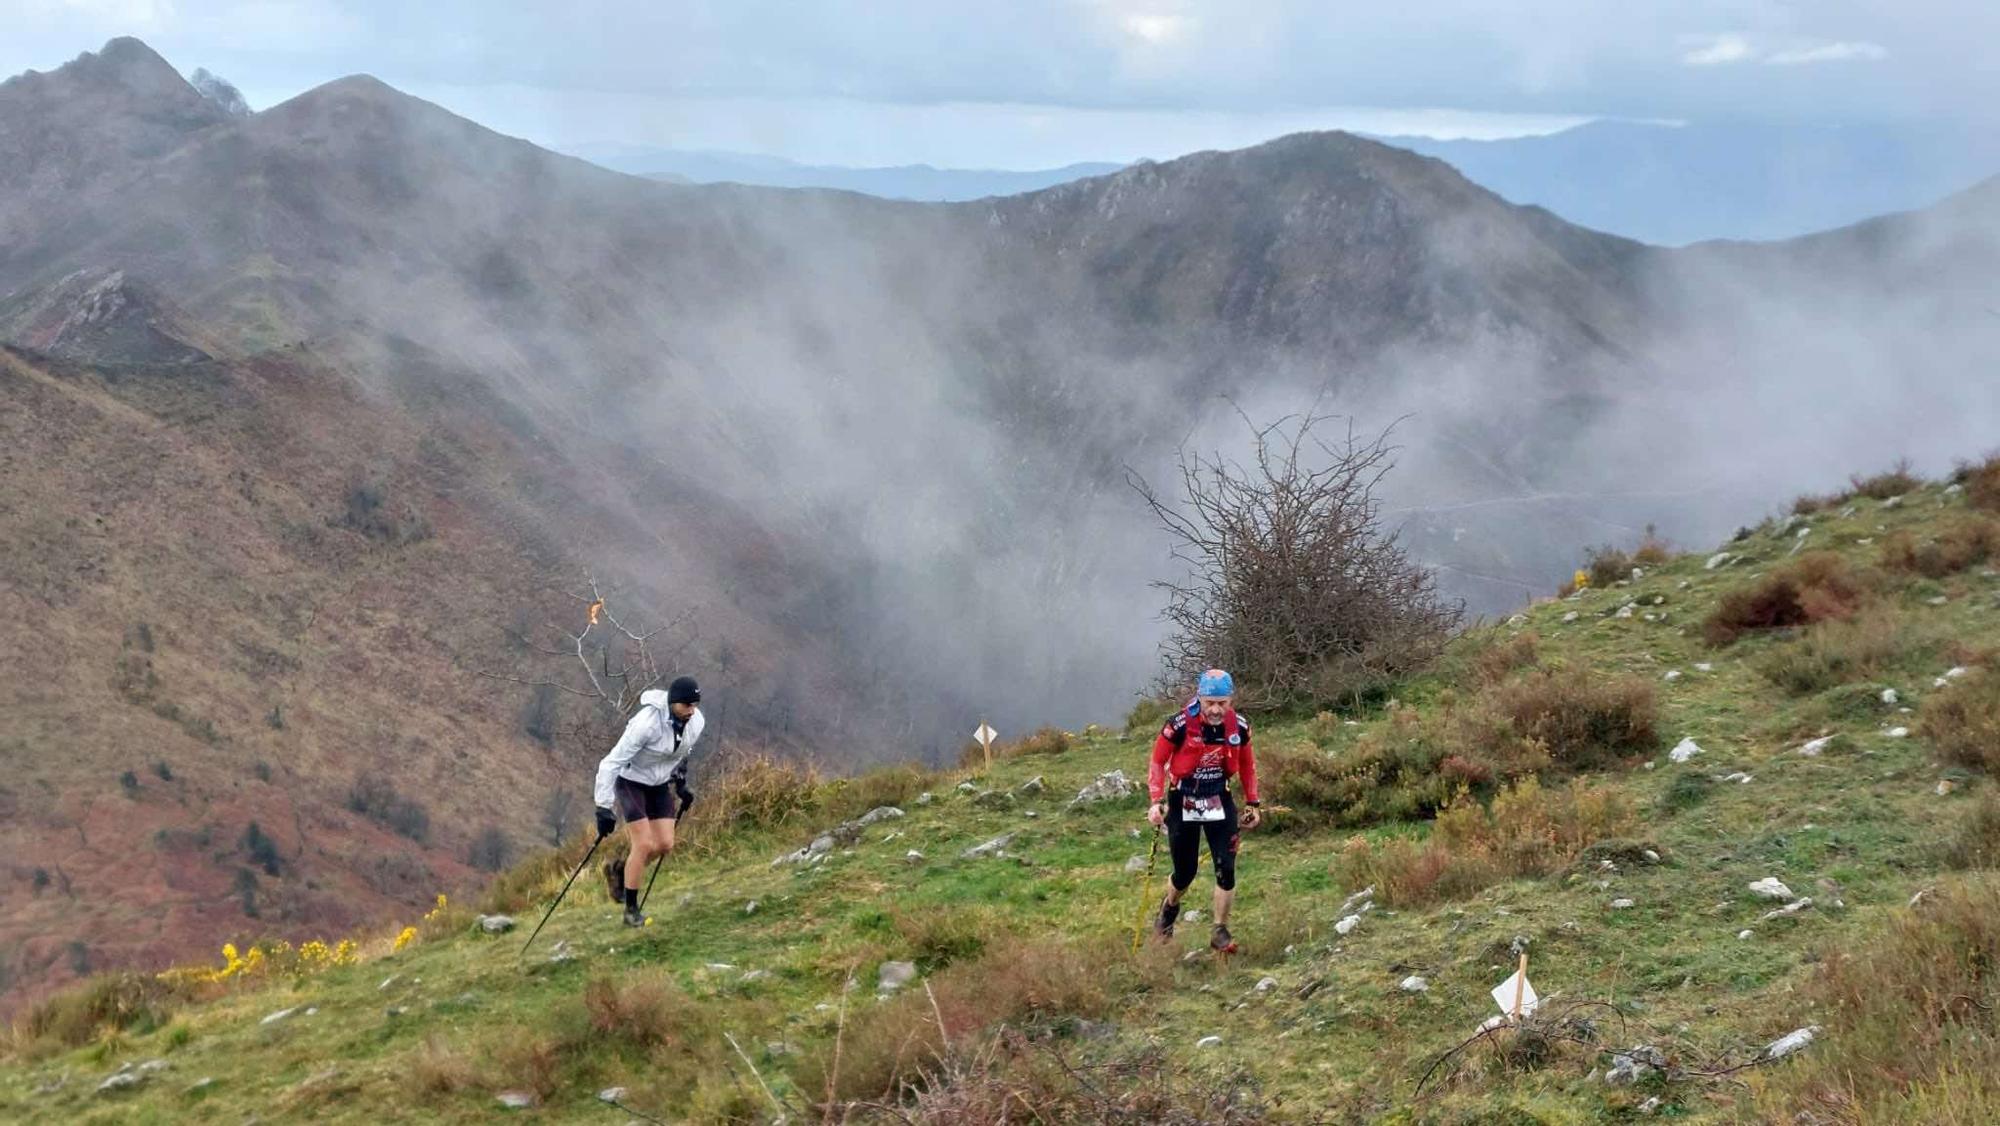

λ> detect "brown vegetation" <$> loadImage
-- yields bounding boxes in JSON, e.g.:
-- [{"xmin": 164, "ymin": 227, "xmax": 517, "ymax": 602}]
[
  {"xmin": 1756, "ymin": 606, "xmax": 1926, "ymax": 696},
  {"xmin": 1755, "ymin": 876, "xmax": 2000, "ymax": 1121},
  {"xmin": 1917, "ymin": 669, "xmax": 2000, "ymax": 773},
  {"xmin": 1264, "ymin": 668, "xmax": 1657, "ymax": 829},
  {"xmin": 1879, "ymin": 516, "xmax": 2000, "ymax": 578},
  {"xmin": 1703, "ymin": 552, "xmax": 1872, "ymax": 646},
  {"xmin": 1331, "ymin": 778, "xmax": 1636, "ymax": 906},
  {"xmin": 1960, "ymin": 452, "xmax": 2000, "ymax": 512},
  {"xmin": 1848, "ymin": 459, "xmax": 1923, "ymax": 500}
]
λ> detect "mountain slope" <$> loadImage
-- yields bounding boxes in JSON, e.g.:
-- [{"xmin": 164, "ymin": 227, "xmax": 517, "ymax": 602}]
[
  {"xmin": 3, "ymin": 37, "xmax": 1998, "ymax": 1018},
  {"xmin": 4, "ymin": 473, "xmax": 1996, "ymax": 1121}
]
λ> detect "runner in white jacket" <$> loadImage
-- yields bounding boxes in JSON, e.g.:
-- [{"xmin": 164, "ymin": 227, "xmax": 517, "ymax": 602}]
[{"xmin": 593, "ymin": 676, "xmax": 704, "ymax": 926}]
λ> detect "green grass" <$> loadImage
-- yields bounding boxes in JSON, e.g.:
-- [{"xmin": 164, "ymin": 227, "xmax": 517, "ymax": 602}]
[{"xmin": 5, "ymin": 482, "xmax": 1999, "ymax": 1122}]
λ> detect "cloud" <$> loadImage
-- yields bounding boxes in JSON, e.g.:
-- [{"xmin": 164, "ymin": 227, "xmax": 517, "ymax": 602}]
[
  {"xmin": 1680, "ymin": 32, "xmax": 1890, "ymax": 69},
  {"xmin": 1680, "ymin": 33, "xmax": 1756, "ymax": 67},
  {"xmin": 1766, "ymin": 40, "xmax": 1888, "ymax": 66},
  {"xmin": 1120, "ymin": 12, "xmax": 1194, "ymax": 45}
]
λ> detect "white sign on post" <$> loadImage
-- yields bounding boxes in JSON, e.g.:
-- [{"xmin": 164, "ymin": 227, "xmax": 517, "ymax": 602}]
[
  {"xmin": 1490, "ymin": 964, "xmax": 1539, "ymax": 1020},
  {"xmin": 974, "ymin": 722, "xmax": 998, "ymax": 768}
]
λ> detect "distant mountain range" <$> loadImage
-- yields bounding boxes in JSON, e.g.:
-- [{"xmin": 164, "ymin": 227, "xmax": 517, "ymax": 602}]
[
  {"xmin": 561, "ymin": 143, "xmax": 1122, "ymax": 202},
  {"xmin": 571, "ymin": 120, "xmax": 1998, "ymax": 246}
]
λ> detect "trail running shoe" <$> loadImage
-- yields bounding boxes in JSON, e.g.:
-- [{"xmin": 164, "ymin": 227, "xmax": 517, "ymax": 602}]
[
  {"xmin": 623, "ymin": 901, "xmax": 646, "ymax": 928},
  {"xmin": 1210, "ymin": 924, "xmax": 1236, "ymax": 953},
  {"xmin": 603, "ymin": 856, "xmax": 624, "ymax": 905},
  {"xmin": 1154, "ymin": 897, "xmax": 1181, "ymax": 938}
]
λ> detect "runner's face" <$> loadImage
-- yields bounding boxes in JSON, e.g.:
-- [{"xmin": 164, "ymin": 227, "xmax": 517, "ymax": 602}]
[
  {"xmin": 669, "ymin": 702, "xmax": 695, "ymax": 720},
  {"xmin": 1198, "ymin": 696, "xmax": 1229, "ymax": 723}
]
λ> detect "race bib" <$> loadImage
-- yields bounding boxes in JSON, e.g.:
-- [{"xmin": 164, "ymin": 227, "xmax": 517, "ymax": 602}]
[{"xmin": 1180, "ymin": 794, "xmax": 1225, "ymax": 822}]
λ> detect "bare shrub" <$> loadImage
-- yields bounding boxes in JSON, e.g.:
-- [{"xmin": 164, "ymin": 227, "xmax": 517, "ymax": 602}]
[
  {"xmin": 1960, "ymin": 451, "xmax": 2000, "ymax": 512},
  {"xmin": 1462, "ymin": 630, "xmax": 1539, "ymax": 687},
  {"xmin": 1130, "ymin": 412, "xmax": 1462, "ymax": 710},
  {"xmin": 1849, "ymin": 458, "xmax": 1923, "ymax": 500},
  {"xmin": 694, "ymin": 752, "xmax": 821, "ymax": 834},
  {"xmin": 1583, "ymin": 545, "xmax": 1633, "ymax": 589},
  {"xmin": 1703, "ymin": 552, "xmax": 1871, "ymax": 646},
  {"xmin": 1755, "ymin": 875, "xmax": 2000, "ymax": 1121},
  {"xmin": 1332, "ymin": 777, "xmax": 1635, "ymax": 906},
  {"xmin": 346, "ymin": 775, "xmax": 431, "ymax": 842},
  {"xmin": 886, "ymin": 1033, "xmax": 1268, "ymax": 1124},
  {"xmin": 466, "ymin": 825, "xmax": 512, "ymax": 872},
  {"xmin": 1918, "ymin": 669, "xmax": 2000, "ymax": 773}
]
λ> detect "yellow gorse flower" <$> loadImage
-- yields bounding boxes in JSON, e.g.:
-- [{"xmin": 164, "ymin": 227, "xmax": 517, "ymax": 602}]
[{"xmin": 1572, "ymin": 568, "xmax": 1591, "ymax": 591}]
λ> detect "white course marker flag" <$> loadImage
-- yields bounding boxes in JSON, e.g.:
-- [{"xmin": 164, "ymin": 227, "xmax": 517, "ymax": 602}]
[{"xmin": 1491, "ymin": 961, "xmax": 1540, "ymax": 1020}]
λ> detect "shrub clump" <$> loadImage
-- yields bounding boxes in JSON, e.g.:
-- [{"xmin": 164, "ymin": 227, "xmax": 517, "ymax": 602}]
[
  {"xmin": 1958, "ymin": 452, "xmax": 2000, "ymax": 512},
  {"xmin": 1331, "ymin": 777, "xmax": 1635, "ymax": 907},
  {"xmin": 1756, "ymin": 607, "xmax": 1924, "ymax": 696},
  {"xmin": 1849, "ymin": 459, "xmax": 1923, "ymax": 500},
  {"xmin": 1703, "ymin": 552, "xmax": 1872, "ymax": 646},
  {"xmin": 1940, "ymin": 791, "xmax": 2000, "ymax": 870},
  {"xmin": 1917, "ymin": 669, "xmax": 2000, "ymax": 773},
  {"xmin": 347, "ymin": 775, "xmax": 432, "ymax": 842},
  {"xmin": 1879, "ymin": 516, "xmax": 2000, "ymax": 579}
]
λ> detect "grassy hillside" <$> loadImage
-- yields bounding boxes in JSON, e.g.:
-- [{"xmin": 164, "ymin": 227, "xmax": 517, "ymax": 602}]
[{"xmin": 5, "ymin": 467, "xmax": 2000, "ymax": 1122}]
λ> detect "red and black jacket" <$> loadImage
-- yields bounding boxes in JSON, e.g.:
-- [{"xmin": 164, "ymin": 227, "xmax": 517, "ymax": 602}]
[{"xmin": 1148, "ymin": 701, "xmax": 1258, "ymax": 804}]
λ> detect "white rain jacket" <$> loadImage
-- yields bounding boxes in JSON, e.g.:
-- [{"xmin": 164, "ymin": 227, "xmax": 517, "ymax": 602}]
[{"xmin": 593, "ymin": 688, "xmax": 705, "ymax": 808}]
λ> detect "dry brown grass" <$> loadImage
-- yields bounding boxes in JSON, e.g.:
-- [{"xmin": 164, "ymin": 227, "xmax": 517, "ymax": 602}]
[
  {"xmin": 6, "ymin": 971, "xmax": 198, "ymax": 1055},
  {"xmin": 582, "ymin": 971, "xmax": 690, "ymax": 1049},
  {"xmin": 961, "ymin": 726, "xmax": 1073, "ymax": 767},
  {"xmin": 1704, "ymin": 552, "xmax": 1872, "ymax": 646},
  {"xmin": 1469, "ymin": 631, "xmax": 1540, "ymax": 686},
  {"xmin": 1757, "ymin": 606, "xmax": 1923, "ymax": 696},
  {"xmin": 1484, "ymin": 669, "xmax": 1658, "ymax": 770},
  {"xmin": 1940, "ymin": 792, "xmax": 2000, "ymax": 870},
  {"xmin": 1331, "ymin": 777, "xmax": 1635, "ymax": 907},
  {"xmin": 409, "ymin": 1033, "xmax": 477, "ymax": 1097},
  {"xmin": 1753, "ymin": 875, "xmax": 2000, "ymax": 1122},
  {"xmin": 796, "ymin": 935, "xmax": 1120, "ymax": 1104},
  {"xmin": 1918, "ymin": 669, "xmax": 2000, "ymax": 773},
  {"xmin": 491, "ymin": 1031, "xmax": 563, "ymax": 1103},
  {"xmin": 1879, "ymin": 516, "xmax": 2000, "ymax": 579}
]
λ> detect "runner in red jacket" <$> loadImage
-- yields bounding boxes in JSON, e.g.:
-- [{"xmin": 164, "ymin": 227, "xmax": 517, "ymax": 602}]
[{"xmin": 1147, "ymin": 668, "xmax": 1262, "ymax": 951}]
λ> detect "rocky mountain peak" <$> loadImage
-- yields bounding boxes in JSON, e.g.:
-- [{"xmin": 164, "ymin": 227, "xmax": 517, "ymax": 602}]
[{"xmin": 189, "ymin": 67, "xmax": 251, "ymax": 116}]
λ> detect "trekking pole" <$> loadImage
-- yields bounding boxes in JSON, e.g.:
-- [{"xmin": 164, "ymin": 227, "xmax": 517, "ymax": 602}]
[
  {"xmin": 636, "ymin": 854, "xmax": 664, "ymax": 912},
  {"xmin": 1129, "ymin": 827, "xmax": 1162, "ymax": 953},
  {"xmin": 520, "ymin": 835, "xmax": 604, "ymax": 957}
]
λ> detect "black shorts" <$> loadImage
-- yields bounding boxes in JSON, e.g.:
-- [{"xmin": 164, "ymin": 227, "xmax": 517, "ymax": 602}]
[
  {"xmin": 1166, "ymin": 790, "xmax": 1239, "ymax": 892},
  {"xmin": 614, "ymin": 776, "xmax": 679, "ymax": 823}
]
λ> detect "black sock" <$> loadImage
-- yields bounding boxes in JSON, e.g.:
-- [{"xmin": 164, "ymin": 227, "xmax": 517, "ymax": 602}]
[{"xmin": 623, "ymin": 887, "xmax": 639, "ymax": 910}]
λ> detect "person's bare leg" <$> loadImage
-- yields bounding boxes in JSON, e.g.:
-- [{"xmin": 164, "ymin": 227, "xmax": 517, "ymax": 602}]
[
  {"xmin": 623, "ymin": 820, "xmax": 656, "ymax": 891},
  {"xmin": 1164, "ymin": 880, "xmax": 1186, "ymax": 906},
  {"xmin": 1212, "ymin": 886, "xmax": 1235, "ymax": 926}
]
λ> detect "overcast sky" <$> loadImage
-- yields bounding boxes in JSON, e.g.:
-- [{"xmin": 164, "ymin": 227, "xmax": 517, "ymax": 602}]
[{"xmin": 5, "ymin": 1, "xmax": 1992, "ymax": 168}]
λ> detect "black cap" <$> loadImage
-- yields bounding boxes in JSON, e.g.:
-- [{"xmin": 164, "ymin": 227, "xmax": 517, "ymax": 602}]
[{"xmin": 667, "ymin": 675, "xmax": 700, "ymax": 706}]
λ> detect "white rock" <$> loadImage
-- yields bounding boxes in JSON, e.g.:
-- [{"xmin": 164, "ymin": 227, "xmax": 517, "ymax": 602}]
[
  {"xmin": 1254, "ymin": 976, "xmax": 1279, "ymax": 993},
  {"xmin": 1762, "ymin": 1026, "xmax": 1821, "ymax": 1060},
  {"xmin": 1337, "ymin": 886, "xmax": 1376, "ymax": 916},
  {"xmin": 476, "ymin": 914, "xmax": 515, "ymax": 934},
  {"xmin": 1881, "ymin": 688, "xmax": 1899, "ymax": 705},
  {"xmin": 1669, "ymin": 738, "xmax": 1703, "ymax": 763},
  {"xmin": 956, "ymin": 781, "xmax": 979, "ymax": 793},
  {"xmin": 260, "ymin": 1007, "xmax": 296, "ymax": 1025},
  {"xmin": 1748, "ymin": 878, "xmax": 1795, "ymax": 900},
  {"xmin": 1720, "ymin": 772, "xmax": 1754, "ymax": 784},
  {"xmin": 1335, "ymin": 914, "xmax": 1363, "ymax": 935},
  {"xmin": 497, "ymin": 1091, "xmax": 535, "ymax": 1109},
  {"xmin": 1638, "ymin": 1095, "xmax": 1663, "ymax": 1114},
  {"xmin": 1024, "ymin": 810, "xmax": 1039, "ymax": 819},
  {"xmin": 1562, "ymin": 611, "xmax": 1580, "ymax": 623},
  {"xmin": 1616, "ymin": 602, "xmax": 1636, "ymax": 618},
  {"xmin": 1761, "ymin": 898, "xmax": 1814, "ymax": 922},
  {"xmin": 1399, "ymin": 976, "xmax": 1429, "ymax": 993},
  {"xmin": 1071, "ymin": 769, "xmax": 1136, "ymax": 806},
  {"xmin": 598, "ymin": 1087, "xmax": 629, "ymax": 1103},
  {"xmin": 916, "ymin": 792, "xmax": 933, "ymax": 805},
  {"xmin": 878, "ymin": 961, "xmax": 918, "ymax": 994},
  {"xmin": 704, "ymin": 963, "xmax": 737, "ymax": 972},
  {"xmin": 1694, "ymin": 662, "xmax": 1713, "ymax": 672},
  {"xmin": 1882, "ymin": 495, "xmax": 1903, "ymax": 509},
  {"xmin": 1183, "ymin": 910, "xmax": 1203, "ymax": 924},
  {"xmin": 1610, "ymin": 898, "xmax": 1635, "ymax": 909},
  {"xmin": 1885, "ymin": 726, "xmax": 1910, "ymax": 739},
  {"xmin": 1016, "ymin": 776, "xmax": 1045, "ymax": 795},
  {"xmin": 378, "ymin": 975, "xmax": 398, "ymax": 990},
  {"xmin": 1799, "ymin": 736, "xmax": 1834, "ymax": 756},
  {"xmin": 1643, "ymin": 849, "xmax": 1661, "ymax": 863},
  {"xmin": 743, "ymin": 900, "xmax": 759, "ymax": 915},
  {"xmin": 1663, "ymin": 670, "xmax": 1682, "ymax": 682},
  {"xmin": 905, "ymin": 849, "xmax": 926, "ymax": 863},
  {"xmin": 961, "ymin": 832, "xmax": 1017, "ymax": 859},
  {"xmin": 1738, "ymin": 929, "xmax": 1754, "ymax": 940},
  {"xmin": 1946, "ymin": 666, "xmax": 1970, "ymax": 680},
  {"xmin": 1937, "ymin": 780, "xmax": 1956, "ymax": 797},
  {"xmin": 1705, "ymin": 552, "xmax": 1732, "ymax": 570},
  {"xmin": 1928, "ymin": 596, "xmax": 1949, "ymax": 606},
  {"xmin": 1195, "ymin": 1035, "xmax": 1222, "ymax": 1048}
]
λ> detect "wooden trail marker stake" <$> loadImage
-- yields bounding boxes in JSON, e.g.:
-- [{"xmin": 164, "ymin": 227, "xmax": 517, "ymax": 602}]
[
  {"xmin": 973, "ymin": 721, "xmax": 997, "ymax": 770},
  {"xmin": 1489, "ymin": 952, "xmax": 1539, "ymax": 1022}
]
